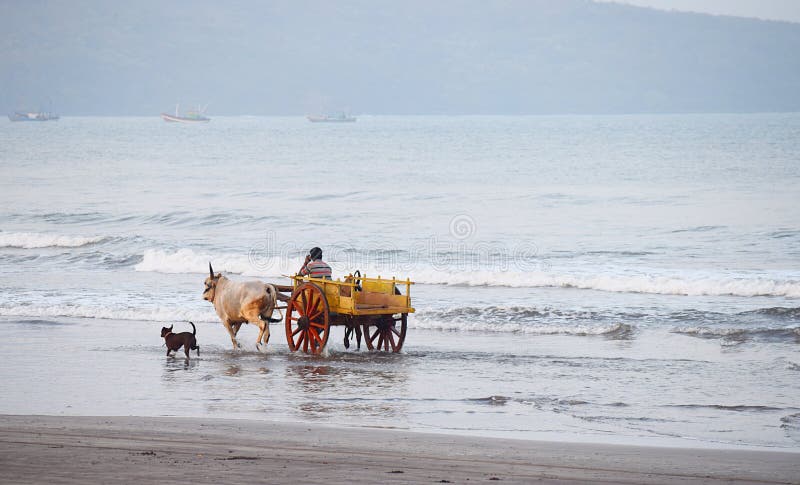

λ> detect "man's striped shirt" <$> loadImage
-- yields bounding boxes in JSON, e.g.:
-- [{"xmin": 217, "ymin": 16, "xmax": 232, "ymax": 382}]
[{"xmin": 300, "ymin": 260, "xmax": 332, "ymax": 279}]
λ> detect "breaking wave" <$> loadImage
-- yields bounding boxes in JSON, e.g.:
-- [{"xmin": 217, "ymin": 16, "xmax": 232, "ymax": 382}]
[
  {"xmin": 411, "ymin": 309, "xmax": 633, "ymax": 336},
  {"xmin": 673, "ymin": 326, "xmax": 800, "ymax": 343},
  {"xmin": 739, "ymin": 307, "xmax": 800, "ymax": 319},
  {"xmin": 0, "ymin": 304, "xmax": 216, "ymax": 323},
  {"xmin": 134, "ymin": 248, "xmax": 295, "ymax": 276},
  {"xmin": 412, "ymin": 270, "xmax": 800, "ymax": 298},
  {"xmin": 0, "ymin": 232, "xmax": 107, "ymax": 249},
  {"xmin": 780, "ymin": 413, "xmax": 800, "ymax": 443},
  {"xmin": 134, "ymin": 248, "xmax": 800, "ymax": 298}
]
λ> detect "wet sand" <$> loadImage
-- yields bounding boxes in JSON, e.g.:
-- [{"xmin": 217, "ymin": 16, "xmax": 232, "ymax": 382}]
[{"xmin": 0, "ymin": 415, "xmax": 797, "ymax": 484}]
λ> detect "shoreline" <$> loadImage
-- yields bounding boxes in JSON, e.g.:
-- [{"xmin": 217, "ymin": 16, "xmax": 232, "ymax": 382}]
[
  {"xmin": 1, "ymin": 415, "xmax": 797, "ymax": 484},
  {"xmin": 1, "ymin": 314, "xmax": 799, "ymax": 451}
]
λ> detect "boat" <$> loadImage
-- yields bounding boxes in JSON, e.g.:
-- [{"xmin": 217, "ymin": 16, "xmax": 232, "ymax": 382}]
[
  {"xmin": 8, "ymin": 110, "xmax": 59, "ymax": 122},
  {"xmin": 161, "ymin": 104, "xmax": 210, "ymax": 123},
  {"xmin": 307, "ymin": 112, "xmax": 356, "ymax": 123}
]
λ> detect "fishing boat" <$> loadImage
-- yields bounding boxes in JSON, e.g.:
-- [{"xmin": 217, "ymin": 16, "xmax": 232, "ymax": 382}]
[
  {"xmin": 8, "ymin": 110, "xmax": 59, "ymax": 122},
  {"xmin": 307, "ymin": 112, "xmax": 356, "ymax": 123},
  {"xmin": 161, "ymin": 104, "xmax": 210, "ymax": 123}
]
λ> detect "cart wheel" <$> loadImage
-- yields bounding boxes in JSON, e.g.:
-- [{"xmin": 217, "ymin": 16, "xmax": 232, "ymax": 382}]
[
  {"xmin": 362, "ymin": 313, "xmax": 407, "ymax": 352},
  {"xmin": 285, "ymin": 283, "xmax": 330, "ymax": 354}
]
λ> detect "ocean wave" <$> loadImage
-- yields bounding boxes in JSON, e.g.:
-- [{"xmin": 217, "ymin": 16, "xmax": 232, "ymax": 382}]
[
  {"xmin": 10, "ymin": 210, "xmax": 281, "ymax": 230},
  {"xmin": 739, "ymin": 307, "xmax": 800, "ymax": 319},
  {"xmin": 673, "ymin": 326, "xmax": 800, "ymax": 342},
  {"xmin": 669, "ymin": 225, "xmax": 726, "ymax": 234},
  {"xmin": 415, "ymin": 270, "xmax": 800, "ymax": 298},
  {"xmin": 134, "ymin": 248, "xmax": 291, "ymax": 276},
  {"xmin": 0, "ymin": 232, "xmax": 107, "ymax": 249},
  {"xmin": 138, "ymin": 211, "xmax": 276, "ymax": 228},
  {"xmin": 669, "ymin": 404, "xmax": 787, "ymax": 412},
  {"xmin": 780, "ymin": 413, "xmax": 800, "ymax": 442},
  {"xmin": 411, "ymin": 305, "xmax": 644, "ymax": 328},
  {"xmin": 411, "ymin": 312, "xmax": 632, "ymax": 336},
  {"xmin": 41, "ymin": 212, "xmax": 107, "ymax": 224},
  {"xmin": 0, "ymin": 304, "xmax": 216, "ymax": 323},
  {"xmin": 132, "ymin": 248, "xmax": 800, "ymax": 298}
]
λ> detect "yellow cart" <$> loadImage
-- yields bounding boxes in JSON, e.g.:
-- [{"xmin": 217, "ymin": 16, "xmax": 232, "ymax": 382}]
[{"xmin": 278, "ymin": 273, "xmax": 414, "ymax": 354}]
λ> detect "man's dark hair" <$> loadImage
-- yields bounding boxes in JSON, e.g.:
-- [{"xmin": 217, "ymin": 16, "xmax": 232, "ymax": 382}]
[{"xmin": 309, "ymin": 247, "xmax": 323, "ymax": 260}]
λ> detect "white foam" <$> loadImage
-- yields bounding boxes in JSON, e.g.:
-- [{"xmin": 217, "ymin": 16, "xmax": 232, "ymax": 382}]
[
  {"xmin": 136, "ymin": 248, "xmax": 342, "ymax": 278},
  {"xmin": 406, "ymin": 268, "xmax": 800, "ymax": 298},
  {"xmin": 410, "ymin": 313, "xmax": 629, "ymax": 335},
  {"xmin": 133, "ymin": 248, "xmax": 800, "ymax": 298},
  {"xmin": 0, "ymin": 304, "xmax": 216, "ymax": 323},
  {"xmin": 134, "ymin": 248, "xmax": 270, "ymax": 276},
  {"xmin": 0, "ymin": 232, "xmax": 106, "ymax": 249}
]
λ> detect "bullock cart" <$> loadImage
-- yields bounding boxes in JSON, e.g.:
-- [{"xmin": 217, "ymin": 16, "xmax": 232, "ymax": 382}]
[{"xmin": 273, "ymin": 274, "xmax": 415, "ymax": 354}]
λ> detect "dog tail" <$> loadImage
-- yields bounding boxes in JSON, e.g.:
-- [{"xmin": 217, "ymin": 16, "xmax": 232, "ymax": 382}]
[{"xmin": 189, "ymin": 321, "xmax": 196, "ymax": 335}]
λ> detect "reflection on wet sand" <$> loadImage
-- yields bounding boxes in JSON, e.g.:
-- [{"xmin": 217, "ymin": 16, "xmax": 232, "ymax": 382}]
[
  {"xmin": 284, "ymin": 355, "xmax": 410, "ymax": 421},
  {"xmin": 161, "ymin": 357, "xmax": 196, "ymax": 381},
  {"xmin": 223, "ymin": 364, "xmax": 241, "ymax": 377}
]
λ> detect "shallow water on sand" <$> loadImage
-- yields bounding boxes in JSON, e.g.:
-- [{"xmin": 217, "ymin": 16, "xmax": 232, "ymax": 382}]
[
  {"xmin": 1, "ymin": 312, "xmax": 798, "ymax": 450},
  {"xmin": 1, "ymin": 114, "xmax": 799, "ymax": 449}
]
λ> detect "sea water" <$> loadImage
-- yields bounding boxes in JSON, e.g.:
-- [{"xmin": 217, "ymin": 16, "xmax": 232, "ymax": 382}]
[{"xmin": 0, "ymin": 114, "xmax": 798, "ymax": 449}]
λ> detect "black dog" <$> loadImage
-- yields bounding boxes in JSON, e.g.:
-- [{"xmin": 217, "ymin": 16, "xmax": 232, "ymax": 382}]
[{"xmin": 161, "ymin": 322, "xmax": 200, "ymax": 359}]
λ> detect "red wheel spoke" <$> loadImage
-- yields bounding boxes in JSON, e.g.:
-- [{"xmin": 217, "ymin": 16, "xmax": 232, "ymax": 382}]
[
  {"xmin": 391, "ymin": 326, "xmax": 401, "ymax": 338},
  {"xmin": 287, "ymin": 283, "xmax": 329, "ymax": 354},
  {"xmin": 368, "ymin": 329, "xmax": 379, "ymax": 345},
  {"xmin": 309, "ymin": 328, "xmax": 321, "ymax": 345},
  {"xmin": 308, "ymin": 291, "xmax": 318, "ymax": 314}
]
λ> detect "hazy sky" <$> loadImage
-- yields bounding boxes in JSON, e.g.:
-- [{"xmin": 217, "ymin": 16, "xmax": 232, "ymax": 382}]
[
  {"xmin": 595, "ymin": 0, "xmax": 800, "ymax": 23},
  {"xmin": 2, "ymin": 0, "xmax": 798, "ymax": 114}
]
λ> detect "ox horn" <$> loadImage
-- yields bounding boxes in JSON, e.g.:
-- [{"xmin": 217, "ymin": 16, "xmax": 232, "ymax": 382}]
[{"xmin": 209, "ymin": 262, "xmax": 214, "ymax": 278}]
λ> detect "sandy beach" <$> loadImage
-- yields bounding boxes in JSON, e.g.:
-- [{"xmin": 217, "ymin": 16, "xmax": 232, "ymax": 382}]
[{"xmin": 0, "ymin": 415, "xmax": 797, "ymax": 484}]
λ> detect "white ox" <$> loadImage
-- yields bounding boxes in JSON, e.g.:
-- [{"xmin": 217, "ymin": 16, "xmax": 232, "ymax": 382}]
[{"xmin": 203, "ymin": 263, "xmax": 280, "ymax": 350}]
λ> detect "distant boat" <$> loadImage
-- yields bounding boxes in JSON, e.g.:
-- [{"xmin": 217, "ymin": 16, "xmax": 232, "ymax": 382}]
[
  {"xmin": 161, "ymin": 104, "xmax": 210, "ymax": 123},
  {"xmin": 307, "ymin": 112, "xmax": 356, "ymax": 123},
  {"xmin": 8, "ymin": 110, "xmax": 59, "ymax": 122}
]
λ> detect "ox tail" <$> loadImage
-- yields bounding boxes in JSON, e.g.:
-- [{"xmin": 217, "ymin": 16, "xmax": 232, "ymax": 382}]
[
  {"xmin": 189, "ymin": 321, "xmax": 196, "ymax": 335},
  {"xmin": 262, "ymin": 285, "xmax": 282, "ymax": 323}
]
